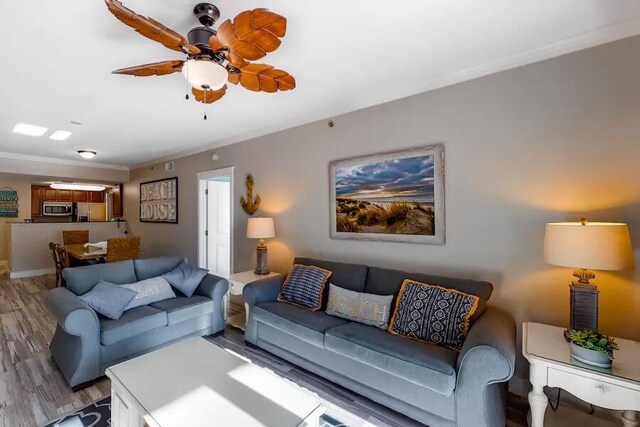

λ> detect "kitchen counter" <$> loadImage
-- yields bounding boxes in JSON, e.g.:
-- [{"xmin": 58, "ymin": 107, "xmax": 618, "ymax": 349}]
[{"xmin": 9, "ymin": 221, "xmax": 130, "ymax": 278}]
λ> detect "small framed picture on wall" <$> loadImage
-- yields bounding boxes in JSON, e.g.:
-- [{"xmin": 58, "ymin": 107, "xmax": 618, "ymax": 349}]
[{"xmin": 140, "ymin": 177, "xmax": 178, "ymax": 223}]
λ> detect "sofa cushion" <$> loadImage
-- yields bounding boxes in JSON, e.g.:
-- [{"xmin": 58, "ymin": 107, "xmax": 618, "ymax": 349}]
[
  {"xmin": 134, "ymin": 255, "xmax": 184, "ymax": 281},
  {"xmin": 163, "ymin": 262, "xmax": 208, "ymax": 297},
  {"xmin": 253, "ymin": 302, "xmax": 348, "ymax": 347},
  {"xmin": 364, "ymin": 266, "xmax": 492, "ymax": 319},
  {"xmin": 63, "ymin": 261, "xmax": 137, "ymax": 296},
  {"xmin": 150, "ymin": 296, "xmax": 214, "ymax": 325},
  {"xmin": 79, "ymin": 280, "xmax": 137, "ymax": 320},
  {"xmin": 99, "ymin": 306, "xmax": 168, "ymax": 346},
  {"xmin": 294, "ymin": 257, "xmax": 368, "ymax": 292},
  {"xmin": 278, "ymin": 264, "xmax": 332, "ymax": 311},
  {"xmin": 388, "ymin": 279, "xmax": 479, "ymax": 351},
  {"xmin": 325, "ymin": 283, "xmax": 393, "ymax": 329},
  {"xmin": 324, "ymin": 322, "xmax": 458, "ymax": 396},
  {"xmin": 122, "ymin": 276, "xmax": 176, "ymax": 311}
]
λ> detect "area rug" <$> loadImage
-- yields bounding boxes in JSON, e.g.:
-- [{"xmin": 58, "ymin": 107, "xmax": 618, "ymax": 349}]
[{"xmin": 43, "ymin": 397, "xmax": 348, "ymax": 427}]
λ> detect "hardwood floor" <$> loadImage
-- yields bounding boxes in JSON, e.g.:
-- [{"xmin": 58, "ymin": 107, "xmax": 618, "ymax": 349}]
[
  {"xmin": 0, "ymin": 274, "xmax": 527, "ymax": 427},
  {"xmin": 0, "ymin": 274, "xmax": 110, "ymax": 427}
]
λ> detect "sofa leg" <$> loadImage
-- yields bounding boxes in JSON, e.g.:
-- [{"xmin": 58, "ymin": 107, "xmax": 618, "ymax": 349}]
[
  {"xmin": 209, "ymin": 329, "xmax": 225, "ymax": 338},
  {"xmin": 71, "ymin": 379, "xmax": 96, "ymax": 393}
]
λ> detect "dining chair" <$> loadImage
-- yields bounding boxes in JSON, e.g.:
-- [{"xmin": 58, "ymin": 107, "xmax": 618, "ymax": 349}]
[
  {"xmin": 62, "ymin": 230, "xmax": 90, "ymax": 246},
  {"xmin": 49, "ymin": 242, "xmax": 63, "ymax": 287},
  {"xmin": 106, "ymin": 236, "xmax": 141, "ymax": 263},
  {"xmin": 52, "ymin": 244, "xmax": 70, "ymax": 287}
]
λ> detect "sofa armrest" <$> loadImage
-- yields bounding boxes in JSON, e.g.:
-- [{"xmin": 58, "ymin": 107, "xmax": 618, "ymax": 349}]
[
  {"xmin": 46, "ymin": 287, "xmax": 102, "ymax": 388},
  {"xmin": 455, "ymin": 307, "xmax": 516, "ymax": 427},
  {"xmin": 243, "ymin": 274, "xmax": 286, "ymax": 307},
  {"xmin": 194, "ymin": 273, "xmax": 229, "ymax": 301},
  {"xmin": 46, "ymin": 287, "xmax": 100, "ymax": 335}
]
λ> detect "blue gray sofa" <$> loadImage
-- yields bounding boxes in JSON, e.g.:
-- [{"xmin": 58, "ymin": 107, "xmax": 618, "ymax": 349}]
[
  {"xmin": 46, "ymin": 255, "xmax": 229, "ymax": 389},
  {"xmin": 244, "ymin": 257, "xmax": 516, "ymax": 427}
]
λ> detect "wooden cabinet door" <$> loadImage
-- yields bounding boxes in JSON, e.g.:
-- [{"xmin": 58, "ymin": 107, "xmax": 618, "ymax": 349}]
[
  {"xmin": 112, "ymin": 184, "xmax": 123, "ymax": 218},
  {"xmin": 90, "ymin": 191, "xmax": 105, "ymax": 203},
  {"xmin": 58, "ymin": 189, "xmax": 72, "ymax": 201},
  {"xmin": 43, "ymin": 188, "xmax": 58, "ymax": 201},
  {"xmin": 72, "ymin": 190, "xmax": 88, "ymax": 202},
  {"xmin": 31, "ymin": 187, "xmax": 43, "ymax": 216}
]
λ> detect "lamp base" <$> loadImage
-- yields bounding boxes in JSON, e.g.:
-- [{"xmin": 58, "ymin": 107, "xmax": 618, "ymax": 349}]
[
  {"xmin": 254, "ymin": 244, "xmax": 270, "ymax": 275},
  {"xmin": 568, "ymin": 282, "xmax": 599, "ymax": 334}
]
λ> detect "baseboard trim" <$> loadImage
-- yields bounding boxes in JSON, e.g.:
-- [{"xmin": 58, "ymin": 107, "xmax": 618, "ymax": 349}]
[{"xmin": 10, "ymin": 268, "xmax": 55, "ymax": 279}]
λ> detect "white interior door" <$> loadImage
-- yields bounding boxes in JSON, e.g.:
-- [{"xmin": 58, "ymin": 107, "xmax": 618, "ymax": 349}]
[{"xmin": 206, "ymin": 179, "xmax": 231, "ymax": 275}]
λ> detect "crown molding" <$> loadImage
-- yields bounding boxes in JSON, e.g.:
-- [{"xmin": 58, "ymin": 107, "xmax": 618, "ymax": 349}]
[
  {"xmin": 0, "ymin": 151, "xmax": 130, "ymax": 171},
  {"xmin": 130, "ymin": 16, "xmax": 640, "ymax": 170}
]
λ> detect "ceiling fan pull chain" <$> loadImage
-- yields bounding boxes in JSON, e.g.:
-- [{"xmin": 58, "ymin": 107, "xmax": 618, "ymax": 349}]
[
  {"xmin": 185, "ymin": 67, "xmax": 190, "ymax": 100},
  {"xmin": 204, "ymin": 90, "xmax": 208, "ymax": 120}
]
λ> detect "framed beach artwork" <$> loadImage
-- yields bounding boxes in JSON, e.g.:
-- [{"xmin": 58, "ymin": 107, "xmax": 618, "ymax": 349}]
[
  {"xmin": 329, "ymin": 145, "xmax": 445, "ymax": 244},
  {"xmin": 140, "ymin": 177, "xmax": 178, "ymax": 223}
]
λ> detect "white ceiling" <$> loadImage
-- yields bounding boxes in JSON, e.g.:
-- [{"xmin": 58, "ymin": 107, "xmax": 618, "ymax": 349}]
[{"xmin": 2, "ymin": 1, "xmax": 640, "ymax": 167}]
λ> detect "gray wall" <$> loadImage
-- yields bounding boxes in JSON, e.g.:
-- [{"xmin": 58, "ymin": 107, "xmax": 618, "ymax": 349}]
[{"xmin": 125, "ymin": 36, "xmax": 640, "ymax": 386}]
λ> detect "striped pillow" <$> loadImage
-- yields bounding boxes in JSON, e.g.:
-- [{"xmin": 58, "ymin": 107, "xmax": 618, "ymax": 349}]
[{"xmin": 278, "ymin": 264, "xmax": 332, "ymax": 311}]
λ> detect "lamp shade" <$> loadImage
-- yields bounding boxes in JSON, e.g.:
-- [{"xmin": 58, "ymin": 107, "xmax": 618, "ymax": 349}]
[
  {"xmin": 543, "ymin": 222, "xmax": 634, "ymax": 271},
  {"xmin": 247, "ymin": 217, "xmax": 275, "ymax": 239}
]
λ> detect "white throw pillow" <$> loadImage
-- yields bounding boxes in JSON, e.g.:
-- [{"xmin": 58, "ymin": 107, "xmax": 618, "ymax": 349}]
[{"xmin": 122, "ymin": 277, "xmax": 176, "ymax": 311}]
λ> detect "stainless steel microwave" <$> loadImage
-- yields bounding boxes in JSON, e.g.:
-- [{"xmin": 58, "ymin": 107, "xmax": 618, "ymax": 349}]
[{"xmin": 43, "ymin": 202, "xmax": 72, "ymax": 216}]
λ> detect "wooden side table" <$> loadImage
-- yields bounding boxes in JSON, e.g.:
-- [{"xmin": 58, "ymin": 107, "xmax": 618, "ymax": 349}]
[
  {"xmin": 523, "ymin": 322, "xmax": 640, "ymax": 427},
  {"xmin": 222, "ymin": 270, "xmax": 280, "ymax": 331}
]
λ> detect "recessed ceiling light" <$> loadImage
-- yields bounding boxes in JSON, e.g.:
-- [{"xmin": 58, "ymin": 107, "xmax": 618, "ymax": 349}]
[
  {"xmin": 77, "ymin": 150, "xmax": 96, "ymax": 159},
  {"xmin": 51, "ymin": 183, "xmax": 105, "ymax": 192},
  {"xmin": 49, "ymin": 130, "xmax": 72, "ymax": 141},
  {"xmin": 13, "ymin": 123, "xmax": 47, "ymax": 137}
]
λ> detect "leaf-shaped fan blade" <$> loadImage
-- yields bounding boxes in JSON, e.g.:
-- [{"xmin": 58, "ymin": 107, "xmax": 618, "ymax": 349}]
[
  {"xmin": 192, "ymin": 86, "xmax": 227, "ymax": 104},
  {"xmin": 112, "ymin": 60, "xmax": 184, "ymax": 76},
  {"xmin": 105, "ymin": 0, "xmax": 200, "ymax": 55},
  {"xmin": 208, "ymin": 35, "xmax": 227, "ymax": 53},
  {"xmin": 217, "ymin": 9, "xmax": 286, "ymax": 61},
  {"xmin": 236, "ymin": 63, "xmax": 295, "ymax": 92}
]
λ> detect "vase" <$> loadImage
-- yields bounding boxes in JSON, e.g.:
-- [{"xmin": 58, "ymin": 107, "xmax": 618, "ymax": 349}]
[{"xmin": 570, "ymin": 342, "xmax": 612, "ymax": 368}]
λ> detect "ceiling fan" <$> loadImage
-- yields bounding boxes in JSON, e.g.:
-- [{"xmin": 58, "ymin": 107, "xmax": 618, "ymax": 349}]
[{"xmin": 104, "ymin": 0, "xmax": 295, "ymax": 114}]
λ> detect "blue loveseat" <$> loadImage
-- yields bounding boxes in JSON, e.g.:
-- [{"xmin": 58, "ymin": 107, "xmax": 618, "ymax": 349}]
[
  {"xmin": 46, "ymin": 255, "xmax": 228, "ymax": 389},
  {"xmin": 244, "ymin": 257, "xmax": 516, "ymax": 427}
]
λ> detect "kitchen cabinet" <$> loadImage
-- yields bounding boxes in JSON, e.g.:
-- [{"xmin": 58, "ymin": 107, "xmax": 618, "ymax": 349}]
[
  {"xmin": 112, "ymin": 184, "xmax": 123, "ymax": 218},
  {"xmin": 72, "ymin": 190, "xmax": 88, "ymax": 202},
  {"xmin": 43, "ymin": 188, "xmax": 58, "ymax": 201},
  {"xmin": 58, "ymin": 189, "xmax": 72, "ymax": 201},
  {"xmin": 31, "ymin": 187, "xmax": 43, "ymax": 216},
  {"xmin": 89, "ymin": 191, "xmax": 105, "ymax": 203}
]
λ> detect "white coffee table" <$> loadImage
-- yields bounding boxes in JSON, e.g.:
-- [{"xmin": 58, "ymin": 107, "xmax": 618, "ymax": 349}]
[{"xmin": 106, "ymin": 337, "xmax": 324, "ymax": 427}]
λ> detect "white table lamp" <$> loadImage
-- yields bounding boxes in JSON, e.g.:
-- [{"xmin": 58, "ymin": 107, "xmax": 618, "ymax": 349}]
[
  {"xmin": 247, "ymin": 217, "xmax": 275, "ymax": 275},
  {"xmin": 543, "ymin": 219, "xmax": 634, "ymax": 337}
]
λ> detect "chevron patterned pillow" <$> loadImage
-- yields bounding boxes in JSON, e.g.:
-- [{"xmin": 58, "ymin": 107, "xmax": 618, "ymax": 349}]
[
  {"xmin": 388, "ymin": 279, "xmax": 479, "ymax": 350},
  {"xmin": 278, "ymin": 264, "xmax": 332, "ymax": 311}
]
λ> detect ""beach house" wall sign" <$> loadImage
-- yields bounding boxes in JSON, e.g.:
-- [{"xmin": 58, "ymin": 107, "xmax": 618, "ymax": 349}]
[{"xmin": 140, "ymin": 177, "xmax": 178, "ymax": 223}]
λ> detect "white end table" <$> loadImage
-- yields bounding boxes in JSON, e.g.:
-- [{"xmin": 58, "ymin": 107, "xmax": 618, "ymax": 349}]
[
  {"xmin": 523, "ymin": 322, "xmax": 640, "ymax": 427},
  {"xmin": 221, "ymin": 270, "xmax": 280, "ymax": 331}
]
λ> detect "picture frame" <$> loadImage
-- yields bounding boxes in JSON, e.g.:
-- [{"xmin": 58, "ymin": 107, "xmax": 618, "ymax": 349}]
[
  {"xmin": 140, "ymin": 177, "xmax": 178, "ymax": 223},
  {"xmin": 329, "ymin": 144, "xmax": 445, "ymax": 244}
]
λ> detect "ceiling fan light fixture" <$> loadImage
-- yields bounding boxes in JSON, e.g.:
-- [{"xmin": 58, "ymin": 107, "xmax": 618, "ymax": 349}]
[{"xmin": 182, "ymin": 59, "xmax": 228, "ymax": 91}]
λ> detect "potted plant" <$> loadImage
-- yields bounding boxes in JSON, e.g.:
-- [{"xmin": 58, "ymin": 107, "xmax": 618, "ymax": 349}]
[{"xmin": 569, "ymin": 329, "xmax": 619, "ymax": 368}]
